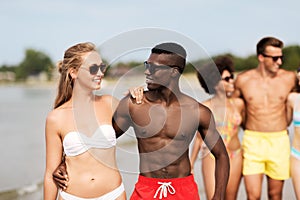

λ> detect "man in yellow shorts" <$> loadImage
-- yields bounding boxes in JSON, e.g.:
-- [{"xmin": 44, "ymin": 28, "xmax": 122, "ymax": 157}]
[
  {"xmin": 233, "ymin": 37, "xmax": 296, "ymax": 199},
  {"xmin": 243, "ymin": 130, "xmax": 290, "ymax": 180}
]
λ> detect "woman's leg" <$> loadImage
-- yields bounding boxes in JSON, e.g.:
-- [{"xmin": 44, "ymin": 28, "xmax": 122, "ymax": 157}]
[
  {"xmin": 291, "ymin": 155, "xmax": 300, "ymax": 199},
  {"xmin": 201, "ymin": 154, "xmax": 215, "ymax": 200},
  {"xmin": 225, "ymin": 150, "xmax": 243, "ymax": 200}
]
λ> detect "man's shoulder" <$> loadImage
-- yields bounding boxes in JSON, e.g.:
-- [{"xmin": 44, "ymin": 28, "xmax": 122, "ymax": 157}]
[
  {"xmin": 119, "ymin": 91, "xmax": 148, "ymax": 108},
  {"xmin": 278, "ymin": 69, "xmax": 296, "ymax": 84},
  {"xmin": 236, "ymin": 69, "xmax": 256, "ymax": 78},
  {"xmin": 235, "ymin": 69, "xmax": 256, "ymax": 85},
  {"xmin": 164, "ymin": 93, "xmax": 204, "ymax": 111},
  {"xmin": 278, "ymin": 68, "xmax": 296, "ymax": 77},
  {"xmin": 119, "ymin": 93, "xmax": 132, "ymax": 102},
  {"xmin": 180, "ymin": 93, "xmax": 204, "ymax": 105}
]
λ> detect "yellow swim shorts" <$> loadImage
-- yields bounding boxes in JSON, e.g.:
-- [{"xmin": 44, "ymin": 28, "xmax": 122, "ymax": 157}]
[{"xmin": 242, "ymin": 130, "xmax": 290, "ymax": 180}]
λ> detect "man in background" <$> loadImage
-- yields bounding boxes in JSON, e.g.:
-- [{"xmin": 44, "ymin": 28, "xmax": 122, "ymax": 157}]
[{"xmin": 233, "ymin": 36, "xmax": 296, "ymax": 200}]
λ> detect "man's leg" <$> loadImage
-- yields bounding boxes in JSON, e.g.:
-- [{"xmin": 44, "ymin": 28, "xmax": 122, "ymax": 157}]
[
  {"xmin": 267, "ymin": 176, "xmax": 284, "ymax": 200},
  {"xmin": 242, "ymin": 131, "xmax": 265, "ymax": 200},
  {"xmin": 265, "ymin": 131, "xmax": 289, "ymax": 200},
  {"xmin": 244, "ymin": 174, "xmax": 263, "ymax": 200}
]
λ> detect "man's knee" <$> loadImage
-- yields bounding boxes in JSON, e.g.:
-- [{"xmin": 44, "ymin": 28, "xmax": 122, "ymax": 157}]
[
  {"xmin": 244, "ymin": 174, "xmax": 264, "ymax": 200},
  {"xmin": 246, "ymin": 188, "xmax": 261, "ymax": 200},
  {"xmin": 267, "ymin": 177, "xmax": 284, "ymax": 200},
  {"xmin": 267, "ymin": 186, "xmax": 283, "ymax": 200}
]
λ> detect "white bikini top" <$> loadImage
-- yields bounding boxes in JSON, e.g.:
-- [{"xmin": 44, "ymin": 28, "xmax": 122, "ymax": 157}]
[{"xmin": 63, "ymin": 125, "xmax": 117, "ymax": 157}]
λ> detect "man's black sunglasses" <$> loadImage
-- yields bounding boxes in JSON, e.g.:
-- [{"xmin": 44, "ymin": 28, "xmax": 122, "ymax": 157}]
[
  {"xmin": 144, "ymin": 61, "xmax": 182, "ymax": 74},
  {"xmin": 144, "ymin": 61, "xmax": 172, "ymax": 74},
  {"xmin": 261, "ymin": 53, "xmax": 283, "ymax": 62}
]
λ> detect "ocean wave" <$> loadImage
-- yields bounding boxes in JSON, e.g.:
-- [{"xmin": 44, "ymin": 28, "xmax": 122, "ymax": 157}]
[{"xmin": 0, "ymin": 182, "xmax": 43, "ymax": 200}]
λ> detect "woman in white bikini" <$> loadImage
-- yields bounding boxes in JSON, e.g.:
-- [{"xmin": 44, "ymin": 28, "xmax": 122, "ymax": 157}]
[
  {"xmin": 190, "ymin": 56, "xmax": 245, "ymax": 200},
  {"xmin": 287, "ymin": 66, "xmax": 300, "ymax": 200},
  {"xmin": 43, "ymin": 42, "xmax": 126, "ymax": 200}
]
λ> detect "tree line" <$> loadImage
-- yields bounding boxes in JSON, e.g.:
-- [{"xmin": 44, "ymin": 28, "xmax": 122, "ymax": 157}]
[
  {"xmin": 1, "ymin": 45, "xmax": 300, "ymax": 82},
  {"xmin": 184, "ymin": 45, "xmax": 300, "ymax": 73},
  {"xmin": 0, "ymin": 49, "xmax": 54, "ymax": 81}
]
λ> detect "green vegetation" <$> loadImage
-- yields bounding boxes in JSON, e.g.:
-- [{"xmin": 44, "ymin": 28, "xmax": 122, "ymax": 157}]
[
  {"xmin": 16, "ymin": 49, "xmax": 54, "ymax": 81},
  {"xmin": 1, "ymin": 45, "xmax": 299, "ymax": 82},
  {"xmin": 0, "ymin": 49, "xmax": 54, "ymax": 82},
  {"xmin": 282, "ymin": 45, "xmax": 300, "ymax": 70}
]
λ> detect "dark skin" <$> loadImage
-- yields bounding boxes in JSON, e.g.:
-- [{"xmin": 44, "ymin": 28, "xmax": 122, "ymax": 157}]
[{"xmin": 53, "ymin": 52, "xmax": 230, "ymax": 199}]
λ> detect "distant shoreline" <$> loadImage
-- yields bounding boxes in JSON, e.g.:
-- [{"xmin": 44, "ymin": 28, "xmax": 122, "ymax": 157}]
[{"xmin": 0, "ymin": 73, "xmax": 199, "ymax": 89}]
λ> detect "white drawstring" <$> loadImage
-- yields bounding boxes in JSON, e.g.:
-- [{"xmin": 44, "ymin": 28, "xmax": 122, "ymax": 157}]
[{"xmin": 154, "ymin": 181, "xmax": 176, "ymax": 199}]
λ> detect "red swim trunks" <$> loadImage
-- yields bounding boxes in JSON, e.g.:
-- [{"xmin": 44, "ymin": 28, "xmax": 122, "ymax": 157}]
[{"xmin": 130, "ymin": 174, "xmax": 200, "ymax": 200}]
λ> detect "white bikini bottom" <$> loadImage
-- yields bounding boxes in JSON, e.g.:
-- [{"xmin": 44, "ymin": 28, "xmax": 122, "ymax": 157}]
[{"xmin": 59, "ymin": 183, "xmax": 124, "ymax": 200}]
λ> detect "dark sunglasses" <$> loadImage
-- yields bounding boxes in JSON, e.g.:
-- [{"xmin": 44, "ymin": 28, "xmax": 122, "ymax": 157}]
[
  {"xmin": 144, "ymin": 61, "xmax": 171, "ymax": 74},
  {"xmin": 82, "ymin": 63, "xmax": 107, "ymax": 75},
  {"xmin": 222, "ymin": 74, "xmax": 234, "ymax": 82},
  {"xmin": 261, "ymin": 53, "xmax": 283, "ymax": 62}
]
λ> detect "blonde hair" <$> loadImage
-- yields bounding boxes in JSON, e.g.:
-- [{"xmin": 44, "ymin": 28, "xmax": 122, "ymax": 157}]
[{"xmin": 54, "ymin": 42, "xmax": 96, "ymax": 108}]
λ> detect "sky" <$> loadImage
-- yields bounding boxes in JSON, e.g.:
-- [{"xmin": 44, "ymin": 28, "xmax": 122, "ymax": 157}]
[{"xmin": 1, "ymin": 0, "xmax": 300, "ymax": 65}]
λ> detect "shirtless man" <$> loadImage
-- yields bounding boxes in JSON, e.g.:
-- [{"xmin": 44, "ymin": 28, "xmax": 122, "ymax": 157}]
[
  {"xmin": 53, "ymin": 42, "xmax": 230, "ymax": 199},
  {"xmin": 233, "ymin": 37, "xmax": 296, "ymax": 200}
]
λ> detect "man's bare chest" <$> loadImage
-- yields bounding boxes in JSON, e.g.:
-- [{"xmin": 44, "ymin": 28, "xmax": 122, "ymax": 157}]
[
  {"xmin": 243, "ymin": 83, "xmax": 288, "ymax": 106},
  {"xmin": 130, "ymin": 104, "xmax": 198, "ymax": 139}
]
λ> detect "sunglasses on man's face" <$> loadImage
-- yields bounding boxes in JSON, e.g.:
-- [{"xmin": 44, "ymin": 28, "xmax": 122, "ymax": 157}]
[
  {"xmin": 144, "ymin": 61, "xmax": 172, "ymax": 74},
  {"xmin": 261, "ymin": 53, "xmax": 283, "ymax": 62},
  {"xmin": 82, "ymin": 63, "xmax": 107, "ymax": 75},
  {"xmin": 222, "ymin": 74, "xmax": 234, "ymax": 82}
]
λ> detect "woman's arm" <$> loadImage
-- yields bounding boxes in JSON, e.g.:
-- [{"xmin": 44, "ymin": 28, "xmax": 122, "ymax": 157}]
[
  {"xmin": 190, "ymin": 132, "xmax": 203, "ymax": 174},
  {"xmin": 44, "ymin": 111, "xmax": 63, "ymax": 200}
]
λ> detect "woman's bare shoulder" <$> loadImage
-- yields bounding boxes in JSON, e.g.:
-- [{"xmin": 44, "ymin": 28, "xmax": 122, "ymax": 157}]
[
  {"xmin": 95, "ymin": 94, "xmax": 118, "ymax": 103},
  {"xmin": 95, "ymin": 94, "xmax": 119, "ymax": 112}
]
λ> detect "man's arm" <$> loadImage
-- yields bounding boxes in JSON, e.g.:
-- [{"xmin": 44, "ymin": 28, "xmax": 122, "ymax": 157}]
[
  {"xmin": 287, "ymin": 92, "xmax": 296, "ymax": 126},
  {"xmin": 198, "ymin": 105, "xmax": 229, "ymax": 200},
  {"xmin": 52, "ymin": 155, "xmax": 68, "ymax": 190},
  {"xmin": 234, "ymin": 97, "xmax": 246, "ymax": 130},
  {"xmin": 286, "ymin": 71, "xmax": 298, "ymax": 126},
  {"xmin": 113, "ymin": 96, "xmax": 133, "ymax": 138},
  {"xmin": 232, "ymin": 73, "xmax": 243, "ymax": 98}
]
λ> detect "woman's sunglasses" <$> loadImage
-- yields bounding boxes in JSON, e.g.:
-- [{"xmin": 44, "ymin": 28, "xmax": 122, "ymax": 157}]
[
  {"xmin": 82, "ymin": 63, "xmax": 107, "ymax": 75},
  {"xmin": 222, "ymin": 74, "xmax": 234, "ymax": 82}
]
